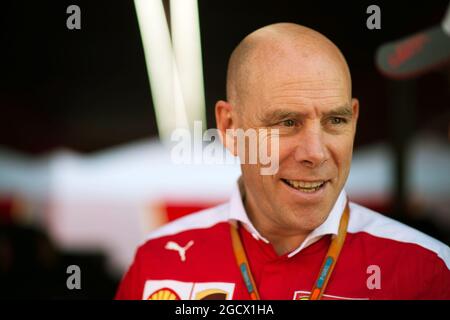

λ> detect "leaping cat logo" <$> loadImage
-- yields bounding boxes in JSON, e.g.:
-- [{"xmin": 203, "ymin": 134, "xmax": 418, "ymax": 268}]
[{"xmin": 165, "ymin": 240, "xmax": 194, "ymax": 262}]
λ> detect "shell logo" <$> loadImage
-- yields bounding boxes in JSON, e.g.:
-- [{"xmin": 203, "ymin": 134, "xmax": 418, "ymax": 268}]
[
  {"xmin": 293, "ymin": 292, "xmax": 310, "ymax": 300},
  {"xmin": 147, "ymin": 288, "xmax": 181, "ymax": 300}
]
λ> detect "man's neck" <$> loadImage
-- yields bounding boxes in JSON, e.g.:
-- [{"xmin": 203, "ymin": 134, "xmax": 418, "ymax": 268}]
[
  {"xmin": 241, "ymin": 189, "xmax": 310, "ymax": 256},
  {"xmin": 261, "ymin": 230, "xmax": 309, "ymax": 256}
]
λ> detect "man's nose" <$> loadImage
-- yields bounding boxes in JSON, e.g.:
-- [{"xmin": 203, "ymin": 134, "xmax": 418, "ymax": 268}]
[{"xmin": 293, "ymin": 126, "xmax": 327, "ymax": 168}]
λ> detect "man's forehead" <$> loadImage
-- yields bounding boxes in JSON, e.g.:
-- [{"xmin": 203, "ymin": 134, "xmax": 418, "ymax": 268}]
[
  {"xmin": 238, "ymin": 75, "xmax": 351, "ymax": 121},
  {"xmin": 257, "ymin": 75, "xmax": 350, "ymax": 106},
  {"xmin": 248, "ymin": 50, "xmax": 351, "ymax": 100},
  {"xmin": 228, "ymin": 23, "xmax": 353, "ymax": 114},
  {"xmin": 266, "ymin": 77, "xmax": 348, "ymax": 95},
  {"xmin": 247, "ymin": 33, "xmax": 348, "ymax": 75}
]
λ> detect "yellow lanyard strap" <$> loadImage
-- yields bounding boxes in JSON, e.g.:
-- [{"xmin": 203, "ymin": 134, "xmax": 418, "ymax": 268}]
[
  {"xmin": 230, "ymin": 221, "xmax": 261, "ymax": 300},
  {"xmin": 309, "ymin": 201, "xmax": 349, "ymax": 300},
  {"xmin": 230, "ymin": 200, "xmax": 350, "ymax": 300}
]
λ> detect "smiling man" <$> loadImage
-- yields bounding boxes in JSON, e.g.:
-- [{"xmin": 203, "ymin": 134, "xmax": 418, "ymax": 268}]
[
  {"xmin": 216, "ymin": 23, "xmax": 358, "ymax": 257},
  {"xmin": 116, "ymin": 23, "xmax": 450, "ymax": 300}
]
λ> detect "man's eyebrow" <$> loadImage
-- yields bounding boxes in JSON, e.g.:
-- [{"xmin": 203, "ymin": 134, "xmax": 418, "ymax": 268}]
[
  {"xmin": 324, "ymin": 105, "xmax": 353, "ymax": 117},
  {"xmin": 259, "ymin": 106, "xmax": 353, "ymax": 123},
  {"xmin": 259, "ymin": 109, "xmax": 305, "ymax": 123}
]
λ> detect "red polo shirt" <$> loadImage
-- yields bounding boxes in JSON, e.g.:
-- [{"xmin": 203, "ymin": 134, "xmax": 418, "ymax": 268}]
[{"xmin": 116, "ymin": 182, "xmax": 450, "ymax": 300}]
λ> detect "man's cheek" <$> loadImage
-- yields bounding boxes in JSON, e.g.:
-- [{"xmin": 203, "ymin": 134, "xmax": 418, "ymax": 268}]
[
  {"xmin": 274, "ymin": 141, "xmax": 293, "ymax": 166},
  {"xmin": 259, "ymin": 133, "xmax": 280, "ymax": 175}
]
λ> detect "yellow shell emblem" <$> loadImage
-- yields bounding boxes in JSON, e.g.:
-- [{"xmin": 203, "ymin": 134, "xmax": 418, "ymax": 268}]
[{"xmin": 147, "ymin": 288, "xmax": 180, "ymax": 300}]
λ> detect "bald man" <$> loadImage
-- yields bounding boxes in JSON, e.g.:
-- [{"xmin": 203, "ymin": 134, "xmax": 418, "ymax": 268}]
[{"xmin": 116, "ymin": 23, "xmax": 450, "ymax": 300}]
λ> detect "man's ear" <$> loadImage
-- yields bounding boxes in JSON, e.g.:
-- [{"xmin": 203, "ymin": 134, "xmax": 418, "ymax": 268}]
[
  {"xmin": 351, "ymin": 98, "xmax": 359, "ymax": 129},
  {"xmin": 215, "ymin": 100, "xmax": 238, "ymax": 157}
]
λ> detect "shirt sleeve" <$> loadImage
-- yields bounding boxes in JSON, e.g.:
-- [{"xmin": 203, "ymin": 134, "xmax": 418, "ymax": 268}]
[
  {"xmin": 115, "ymin": 247, "xmax": 145, "ymax": 300},
  {"xmin": 426, "ymin": 256, "xmax": 450, "ymax": 299}
]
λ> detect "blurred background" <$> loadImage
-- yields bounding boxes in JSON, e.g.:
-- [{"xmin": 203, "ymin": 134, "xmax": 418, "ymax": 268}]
[{"xmin": 0, "ymin": 0, "xmax": 449, "ymax": 299}]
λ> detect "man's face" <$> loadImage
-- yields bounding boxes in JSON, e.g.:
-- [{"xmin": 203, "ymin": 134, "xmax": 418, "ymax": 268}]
[{"xmin": 236, "ymin": 53, "xmax": 359, "ymax": 235}]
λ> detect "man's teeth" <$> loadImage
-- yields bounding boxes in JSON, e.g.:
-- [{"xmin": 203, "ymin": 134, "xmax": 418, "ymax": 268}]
[{"xmin": 285, "ymin": 179, "xmax": 325, "ymax": 192}]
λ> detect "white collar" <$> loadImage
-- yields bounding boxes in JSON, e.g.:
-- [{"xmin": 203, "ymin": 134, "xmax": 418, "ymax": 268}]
[{"xmin": 228, "ymin": 177, "xmax": 348, "ymax": 258}]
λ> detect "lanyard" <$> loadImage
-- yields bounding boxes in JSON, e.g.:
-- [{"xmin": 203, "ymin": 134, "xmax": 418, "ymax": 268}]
[{"xmin": 230, "ymin": 200, "xmax": 350, "ymax": 300}]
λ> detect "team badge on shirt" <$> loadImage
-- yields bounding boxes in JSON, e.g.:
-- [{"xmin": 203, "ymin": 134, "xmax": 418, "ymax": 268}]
[
  {"xmin": 143, "ymin": 279, "xmax": 235, "ymax": 300},
  {"xmin": 147, "ymin": 288, "xmax": 180, "ymax": 300}
]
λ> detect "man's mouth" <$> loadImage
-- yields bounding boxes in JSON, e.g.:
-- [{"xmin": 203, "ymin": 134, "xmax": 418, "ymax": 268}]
[{"xmin": 281, "ymin": 179, "xmax": 327, "ymax": 193}]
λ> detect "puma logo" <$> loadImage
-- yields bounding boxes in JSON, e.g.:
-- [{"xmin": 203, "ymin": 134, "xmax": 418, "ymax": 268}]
[{"xmin": 165, "ymin": 240, "xmax": 194, "ymax": 262}]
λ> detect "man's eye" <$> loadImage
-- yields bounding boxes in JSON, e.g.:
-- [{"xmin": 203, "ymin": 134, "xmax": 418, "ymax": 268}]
[
  {"xmin": 330, "ymin": 117, "xmax": 347, "ymax": 125},
  {"xmin": 282, "ymin": 119, "xmax": 296, "ymax": 127}
]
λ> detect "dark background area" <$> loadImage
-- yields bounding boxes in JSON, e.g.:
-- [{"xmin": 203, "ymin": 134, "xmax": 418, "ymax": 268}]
[{"xmin": 0, "ymin": 0, "xmax": 449, "ymax": 299}]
